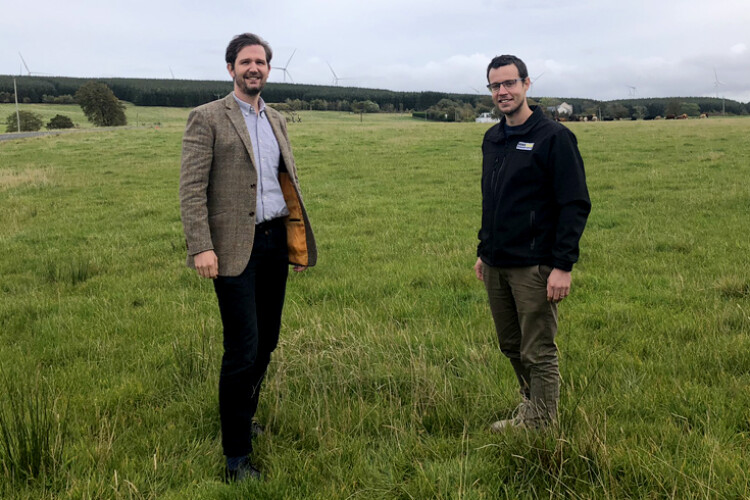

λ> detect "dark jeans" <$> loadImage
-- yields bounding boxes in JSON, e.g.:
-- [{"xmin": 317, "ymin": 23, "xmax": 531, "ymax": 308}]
[{"xmin": 213, "ymin": 219, "xmax": 288, "ymax": 457}]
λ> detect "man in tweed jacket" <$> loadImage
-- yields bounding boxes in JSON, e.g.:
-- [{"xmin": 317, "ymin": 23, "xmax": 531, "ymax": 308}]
[{"xmin": 179, "ymin": 33, "xmax": 316, "ymax": 481}]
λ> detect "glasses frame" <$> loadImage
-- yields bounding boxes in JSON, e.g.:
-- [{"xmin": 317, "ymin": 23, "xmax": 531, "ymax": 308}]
[{"xmin": 486, "ymin": 78, "xmax": 525, "ymax": 93}]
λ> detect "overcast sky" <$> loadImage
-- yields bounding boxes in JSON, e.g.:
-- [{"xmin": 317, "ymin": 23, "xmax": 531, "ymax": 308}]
[{"xmin": 2, "ymin": 0, "xmax": 749, "ymax": 102}]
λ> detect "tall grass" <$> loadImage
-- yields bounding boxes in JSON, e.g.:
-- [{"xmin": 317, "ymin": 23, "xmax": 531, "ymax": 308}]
[
  {"xmin": 44, "ymin": 255, "xmax": 97, "ymax": 285},
  {"xmin": 172, "ymin": 322, "xmax": 215, "ymax": 390},
  {"xmin": 0, "ymin": 371, "xmax": 67, "ymax": 484}
]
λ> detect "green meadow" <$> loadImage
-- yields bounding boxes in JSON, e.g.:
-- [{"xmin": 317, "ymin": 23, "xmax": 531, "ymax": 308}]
[{"xmin": 1, "ymin": 105, "xmax": 749, "ymax": 499}]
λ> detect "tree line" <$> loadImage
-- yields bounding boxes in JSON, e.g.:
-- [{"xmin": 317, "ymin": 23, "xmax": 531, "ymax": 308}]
[
  {"xmin": 1, "ymin": 75, "xmax": 747, "ymax": 118},
  {"xmin": 0, "ymin": 75, "xmax": 487, "ymax": 112}
]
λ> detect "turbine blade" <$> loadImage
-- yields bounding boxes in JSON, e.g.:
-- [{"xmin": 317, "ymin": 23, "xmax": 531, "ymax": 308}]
[
  {"xmin": 326, "ymin": 62, "xmax": 338, "ymax": 79},
  {"xmin": 18, "ymin": 52, "xmax": 31, "ymax": 75},
  {"xmin": 285, "ymin": 49, "xmax": 296, "ymax": 68}
]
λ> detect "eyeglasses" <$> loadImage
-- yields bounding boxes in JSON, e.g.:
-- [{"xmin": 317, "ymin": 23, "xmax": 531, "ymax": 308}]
[{"xmin": 486, "ymin": 79, "xmax": 524, "ymax": 93}]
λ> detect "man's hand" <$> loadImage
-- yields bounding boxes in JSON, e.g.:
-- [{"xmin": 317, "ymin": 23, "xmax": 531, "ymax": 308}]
[
  {"xmin": 473, "ymin": 257, "xmax": 484, "ymax": 281},
  {"xmin": 547, "ymin": 268, "xmax": 571, "ymax": 303},
  {"xmin": 292, "ymin": 265, "xmax": 307, "ymax": 273},
  {"xmin": 194, "ymin": 250, "xmax": 219, "ymax": 279}
]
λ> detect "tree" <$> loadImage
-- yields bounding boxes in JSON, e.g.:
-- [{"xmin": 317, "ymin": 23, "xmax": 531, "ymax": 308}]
[
  {"xmin": 5, "ymin": 110, "xmax": 43, "ymax": 132},
  {"xmin": 682, "ymin": 102, "xmax": 701, "ymax": 117},
  {"xmin": 75, "ymin": 81, "xmax": 127, "ymax": 126},
  {"xmin": 645, "ymin": 102, "xmax": 664, "ymax": 119},
  {"xmin": 351, "ymin": 100, "xmax": 379, "ymax": 113},
  {"xmin": 42, "ymin": 94, "xmax": 75, "ymax": 104},
  {"xmin": 632, "ymin": 105, "xmax": 647, "ymax": 120},
  {"xmin": 605, "ymin": 103, "xmax": 630, "ymax": 120},
  {"xmin": 46, "ymin": 114, "xmax": 75, "ymax": 129},
  {"xmin": 285, "ymin": 98, "xmax": 306, "ymax": 111},
  {"xmin": 310, "ymin": 99, "xmax": 328, "ymax": 111},
  {"xmin": 665, "ymin": 100, "xmax": 682, "ymax": 116}
]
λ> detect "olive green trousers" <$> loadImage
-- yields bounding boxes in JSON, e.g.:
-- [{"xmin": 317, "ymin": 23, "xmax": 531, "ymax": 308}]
[{"xmin": 482, "ymin": 263, "xmax": 559, "ymax": 424}]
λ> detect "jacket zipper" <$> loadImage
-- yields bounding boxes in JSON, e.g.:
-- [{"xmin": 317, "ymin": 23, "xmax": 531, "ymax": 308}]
[
  {"xmin": 530, "ymin": 210, "xmax": 536, "ymax": 250},
  {"xmin": 490, "ymin": 143, "xmax": 508, "ymax": 259}
]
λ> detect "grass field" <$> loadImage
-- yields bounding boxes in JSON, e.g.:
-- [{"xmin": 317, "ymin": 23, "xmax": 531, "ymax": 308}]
[{"xmin": 1, "ymin": 105, "xmax": 749, "ymax": 499}]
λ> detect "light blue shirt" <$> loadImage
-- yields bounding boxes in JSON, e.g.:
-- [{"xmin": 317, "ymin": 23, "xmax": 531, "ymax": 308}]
[{"xmin": 233, "ymin": 93, "xmax": 289, "ymax": 223}]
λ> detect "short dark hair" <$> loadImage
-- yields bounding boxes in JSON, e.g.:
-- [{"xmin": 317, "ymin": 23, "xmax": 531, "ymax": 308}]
[
  {"xmin": 486, "ymin": 55, "xmax": 528, "ymax": 81},
  {"xmin": 225, "ymin": 33, "xmax": 273, "ymax": 68}
]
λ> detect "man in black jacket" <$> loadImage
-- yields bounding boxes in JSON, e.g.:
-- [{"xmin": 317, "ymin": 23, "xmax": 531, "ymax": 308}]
[{"xmin": 473, "ymin": 55, "xmax": 590, "ymax": 430}]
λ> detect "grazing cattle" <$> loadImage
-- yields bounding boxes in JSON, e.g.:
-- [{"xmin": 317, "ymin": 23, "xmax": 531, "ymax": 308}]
[
  {"xmin": 677, "ymin": 113, "xmax": 688, "ymax": 120},
  {"xmin": 655, "ymin": 115, "xmax": 662, "ymax": 120},
  {"xmin": 666, "ymin": 114, "xmax": 675, "ymax": 119},
  {"xmin": 700, "ymin": 113, "xmax": 708, "ymax": 119}
]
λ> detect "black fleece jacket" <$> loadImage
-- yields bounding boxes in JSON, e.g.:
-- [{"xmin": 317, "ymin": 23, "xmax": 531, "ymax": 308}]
[{"xmin": 478, "ymin": 106, "xmax": 591, "ymax": 272}]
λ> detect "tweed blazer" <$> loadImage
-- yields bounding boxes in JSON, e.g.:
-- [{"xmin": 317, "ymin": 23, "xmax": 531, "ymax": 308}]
[{"xmin": 179, "ymin": 94, "xmax": 317, "ymax": 276}]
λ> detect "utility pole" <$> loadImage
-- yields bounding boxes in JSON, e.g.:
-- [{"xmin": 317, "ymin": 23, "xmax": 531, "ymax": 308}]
[{"xmin": 13, "ymin": 76, "xmax": 21, "ymax": 133}]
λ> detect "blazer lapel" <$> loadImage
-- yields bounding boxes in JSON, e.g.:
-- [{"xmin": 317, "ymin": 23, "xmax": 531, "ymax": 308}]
[
  {"xmin": 223, "ymin": 94, "xmax": 257, "ymax": 169},
  {"xmin": 267, "ymin": 110, "xmax": 294, "ymax": 173}
]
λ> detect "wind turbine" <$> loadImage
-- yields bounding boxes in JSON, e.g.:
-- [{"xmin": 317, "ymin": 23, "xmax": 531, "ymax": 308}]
[
  {"xmin": 18, "ymin": 52, "xmax": 49, "ymax": 76},
  {"xmin": 626, "ymin": 85, "xmax": 637, "ymax": 98},
  {"xmin": 713, "ymin": 68, "xmax": 723, "ymax": 97},
  {"xmin": 19, "ymin": 52, "xmax": 31, "ymax": 75},
  {"xmin": 276, "ymin": 49, "xmax": 296, "ymax": 83},
  {"xmin": 528, "ymin": 72, "xmax": 544, "ymax": 97},
  {"xmin": 326, "ymin": 62, "xmax": 356, "ymax": 86},
  {"xmin": 713, "ymin": 67, "xmax": 725, "ymax": 115},
  {"xmin": 326, "ymin": 62, "xmax": 342, "ymax": 85}
]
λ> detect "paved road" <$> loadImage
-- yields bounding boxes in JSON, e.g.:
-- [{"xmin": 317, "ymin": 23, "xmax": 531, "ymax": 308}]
[{"xmin": 0, "ymin": 126, "xmax": 145, "ymax": 142}]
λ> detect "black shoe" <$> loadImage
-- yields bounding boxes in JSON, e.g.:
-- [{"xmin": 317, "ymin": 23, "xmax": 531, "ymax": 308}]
[
  {"xmin": 251, "ymin": 421, "xmax": 265, "ymax": 437},
  {"xmin": 225, "ymin": 462, "xmax": 261, "ymax": 482}
]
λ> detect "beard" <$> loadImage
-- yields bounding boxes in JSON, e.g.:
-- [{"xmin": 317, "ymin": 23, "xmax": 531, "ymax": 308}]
[
  {"xmin": 497, "ymin": 96, "xmax": 524, "ymax": 117},
  {"xmin": 234, "ymin": 71, "xmax": 264, "ymax": 97}
]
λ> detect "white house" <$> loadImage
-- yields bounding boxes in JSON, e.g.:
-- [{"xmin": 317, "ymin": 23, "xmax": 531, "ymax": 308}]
[
  {"xmin": 557, "ymin": 102, "xmax": 573, "ymax": 116},
  {"xmin": 475, "ymin": 112, "xmax": 500, "ymax": 123}
]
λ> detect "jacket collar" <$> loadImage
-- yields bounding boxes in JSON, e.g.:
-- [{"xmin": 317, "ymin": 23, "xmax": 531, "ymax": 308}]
[
  {"xmin": 222, "ymin": 93, "xmax": 256, "ymax": 166},
  {"xmin": 487, "ymin": 105, "xmax": 544, "ymax": 143}
]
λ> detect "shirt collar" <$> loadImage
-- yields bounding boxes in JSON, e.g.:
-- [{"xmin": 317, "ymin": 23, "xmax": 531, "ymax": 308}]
[{"xmin": 232, "ymin": 92, "xmax": 266, "ymax": 117}]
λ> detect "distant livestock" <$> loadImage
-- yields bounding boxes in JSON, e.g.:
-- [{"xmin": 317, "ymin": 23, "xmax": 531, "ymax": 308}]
[
  {"xmin": 700, "ymin": 113, "xmax": 708, "ymax": 119},
  {"xmin": 677, "ymin": 113, "xmax": 688, "ymax": 120}
]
